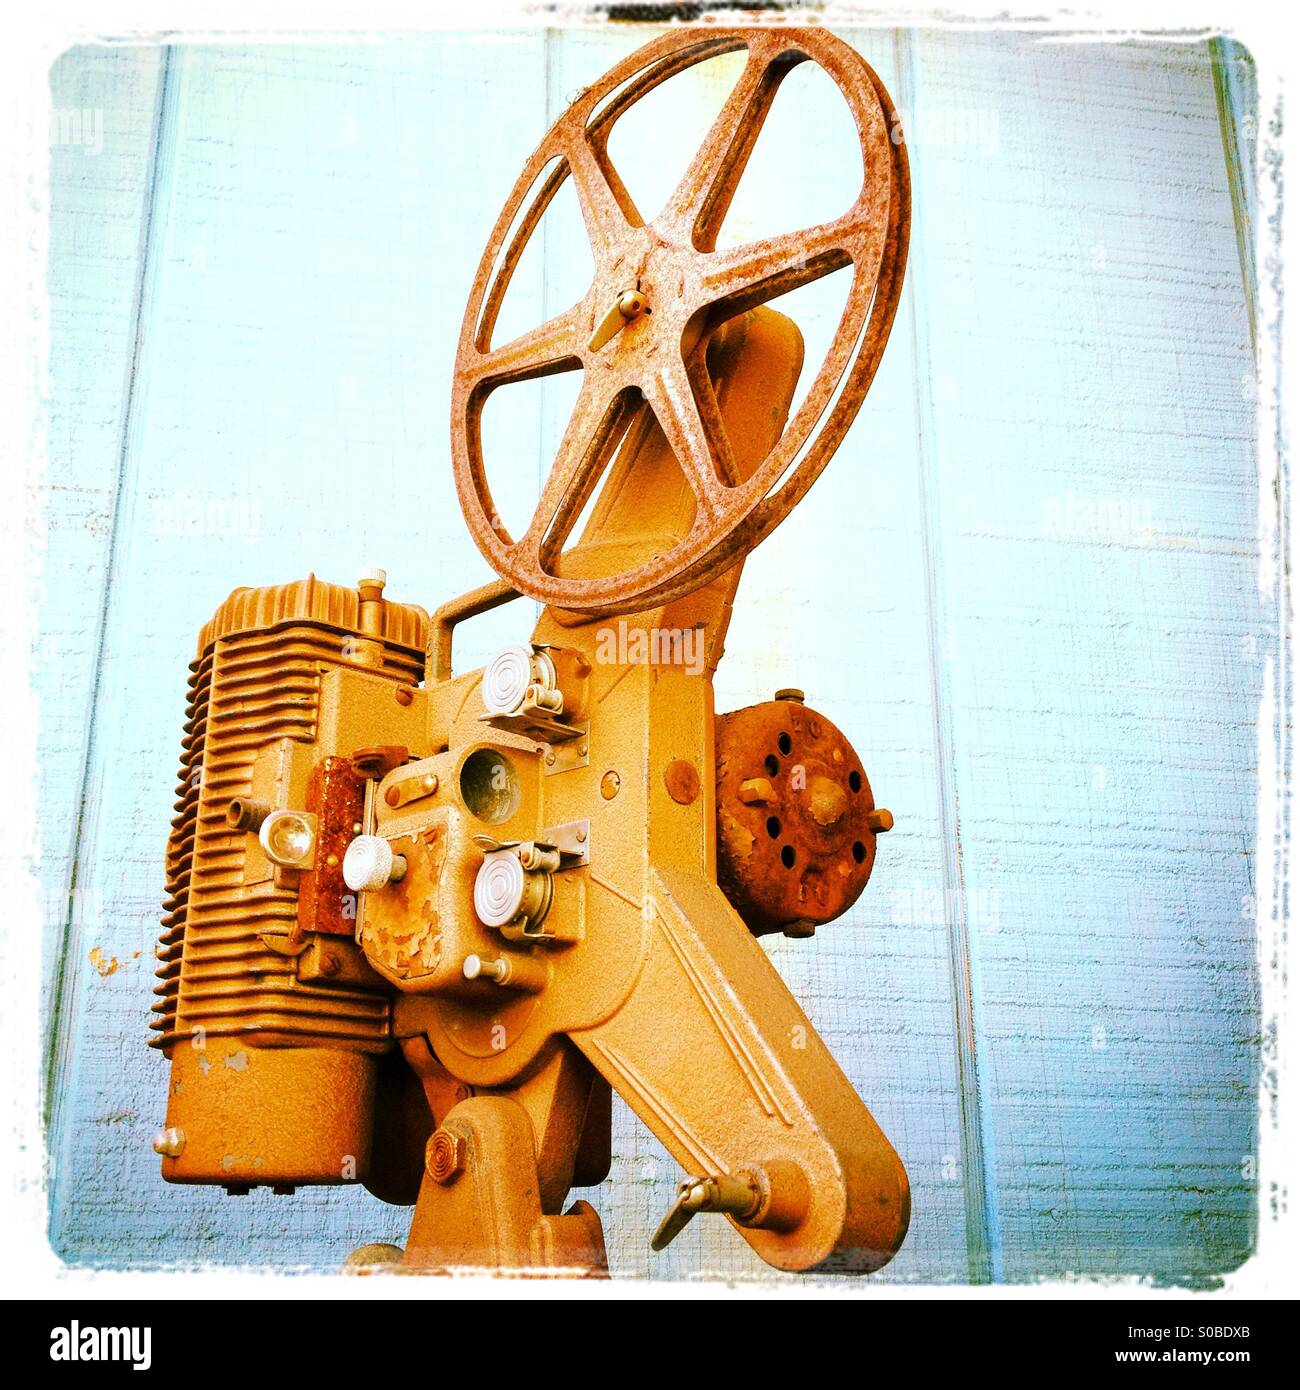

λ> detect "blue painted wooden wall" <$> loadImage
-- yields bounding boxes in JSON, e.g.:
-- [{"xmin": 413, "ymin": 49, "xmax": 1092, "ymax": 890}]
[{"xmin": 40, "ymin": 25, "xmax": 1262, "ymax": 1283}]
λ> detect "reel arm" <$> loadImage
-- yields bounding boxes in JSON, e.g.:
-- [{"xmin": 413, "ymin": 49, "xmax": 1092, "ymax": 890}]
[{"xmin": 576, "ymin": 865, "xmax": 910, "ymax": 1271}]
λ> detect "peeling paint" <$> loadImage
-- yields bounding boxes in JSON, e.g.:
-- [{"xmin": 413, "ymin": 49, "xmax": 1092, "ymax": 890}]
[{"xmin": 88, "ymin": 948, "xmax": 120, "ymax": 977}]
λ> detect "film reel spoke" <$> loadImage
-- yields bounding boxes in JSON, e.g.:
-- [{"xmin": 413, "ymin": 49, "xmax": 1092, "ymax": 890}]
[
  {"xmin": 516, "ymin": 375, "xmax": 629, "ymax": 567},
  {"xmin": 660, "ymin": 37, "xmax": 789, "ymax": 248},
  {"xmin": 644, "ymin": 360, "xmax": 734, "ymax": 518},
  {"xmin": 563, "ymin": 124, "xmax": 640, "ymax": 253},
  {"xmin": 469, "ymin": 301, "xmax": 589, "ymax": 389}
]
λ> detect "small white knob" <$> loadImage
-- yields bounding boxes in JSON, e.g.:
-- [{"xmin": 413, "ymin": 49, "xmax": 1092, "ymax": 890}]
[
  {"xmin": 343, "ymin": 835, "xmax": 402, "ymax": 892},
  {"xmin": 152, "ymin": 1126, "xmax": 185, "ymax": 1158},
  {"xmin": 463, "ymin": 953, "xmax": 507, "ymax": 983}
]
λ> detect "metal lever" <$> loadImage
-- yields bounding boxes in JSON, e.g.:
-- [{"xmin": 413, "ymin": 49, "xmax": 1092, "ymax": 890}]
[
  {"xmin": 650, "ymin": 1171, "xmax": 762, "ymax": 1252},
  {"xmin": 587, "ymin": 288, "xmax": 648, "ymax": 352}
]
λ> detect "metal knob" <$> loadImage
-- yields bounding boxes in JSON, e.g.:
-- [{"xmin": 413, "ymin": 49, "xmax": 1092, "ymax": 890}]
[
  {"xmin": 481, "ymin": 643, "xmax": 561, "ymax": 718},
  {"xmin": 462, "ymin": 952, "xmax": 548, "ymax": 994},
  {"xmin": 473, "ymin": 850, "xmax": 554, "ymax": 935},
  {"xmin": 342, "ymin": 835, "xmax": 406, "ymax": 892},
  {"xmin": 473, "ymin": 852, "xmax": 528, "ymax": 927}
]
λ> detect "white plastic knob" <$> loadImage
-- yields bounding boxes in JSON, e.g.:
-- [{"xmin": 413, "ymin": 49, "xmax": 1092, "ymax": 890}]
[
  {"xmin": 481, "ymin": 644, "xmax": 537, "ymax": 716},
  {"xmin": 474, "ymin": 853, "xmax": 527, "ymax": 928},
  {"xmin": 152, "ymin": 1126, "xmax": 185, "ymax": 1157},
  {"xmin": 343, "ymin": 835, "xmax": 396, "ymax": 892}
]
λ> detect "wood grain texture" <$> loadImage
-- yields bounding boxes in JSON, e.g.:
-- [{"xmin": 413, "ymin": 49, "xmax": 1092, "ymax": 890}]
[
  {"xmin": 40, "ymin": 27, "xmax": 1260, "ymax": 1284},
  {"xmin": 41, "ymin": 44, "xmax": 162, "ymax": 1021},
  {"xmin": 905, "ymin": 30, "xmax": 1260, "ymax": 1282}
]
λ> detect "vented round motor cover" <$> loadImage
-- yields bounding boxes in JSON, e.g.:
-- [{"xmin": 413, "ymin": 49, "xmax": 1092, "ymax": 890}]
[{"xmin": 715, "ymin": 699, "xmax": 885, "ymax": 937}]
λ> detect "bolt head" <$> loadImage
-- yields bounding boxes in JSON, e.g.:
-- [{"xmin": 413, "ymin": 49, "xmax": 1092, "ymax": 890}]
[{"xmin": 426, "ymin": 1128, "xmax": 467, "ymax": 1185}]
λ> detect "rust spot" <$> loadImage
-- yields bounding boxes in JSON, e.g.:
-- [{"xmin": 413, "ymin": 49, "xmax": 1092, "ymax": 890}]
[
  {"xmin": 715, "ymin": 699, "xmax": 882, "ymax": 936},
  {"xmin": 297, "ymin": 756, "xmax": 368, "ymax": 938},
  {"xmin": 89, "ymin": 947, "xmax": 120, "ymax": 977},
  {"xmin": 664, "ymin": 758, "xmax": 701, "ymax": 805},
  {"xmin": 361, "ymin": 824, "xmax": 449, "ymax": 979}
]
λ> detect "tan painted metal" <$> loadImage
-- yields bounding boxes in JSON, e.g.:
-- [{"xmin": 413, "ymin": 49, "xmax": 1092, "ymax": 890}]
[{"xmin": 152, "ymin": 25, "xmax": 912, "ymax": 1275}]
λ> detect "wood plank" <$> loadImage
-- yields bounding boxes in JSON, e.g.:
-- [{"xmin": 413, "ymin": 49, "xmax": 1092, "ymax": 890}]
[
  {"xmin": 907, "ymin": 30, "xmax": 1259, "ymax": 1282},
  {"xmin": 42, "ymin": 44, "xmax": 162, "ymax": 1017}
]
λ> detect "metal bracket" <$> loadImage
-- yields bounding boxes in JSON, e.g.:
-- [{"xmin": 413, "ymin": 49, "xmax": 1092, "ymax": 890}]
[
  {"xmin": 540, "ymin": 731, "xmax": 589, "ymax": 776},
  {"xmin": 539, "ymin": 819, "xmax": 590, "ymax": 868},
  {"xmin": 480, "ymin": 709, "xmax": 586, "ymax": 742},
  {"xmin": 471, "ymin": 820, "xmax": 589, "ymax": 871}
]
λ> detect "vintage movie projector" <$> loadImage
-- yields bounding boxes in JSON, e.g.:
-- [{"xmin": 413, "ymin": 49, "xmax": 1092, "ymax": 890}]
[{"xmin": 150, "ymin": 26, "xmax": 912, "ymax": 1275}]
